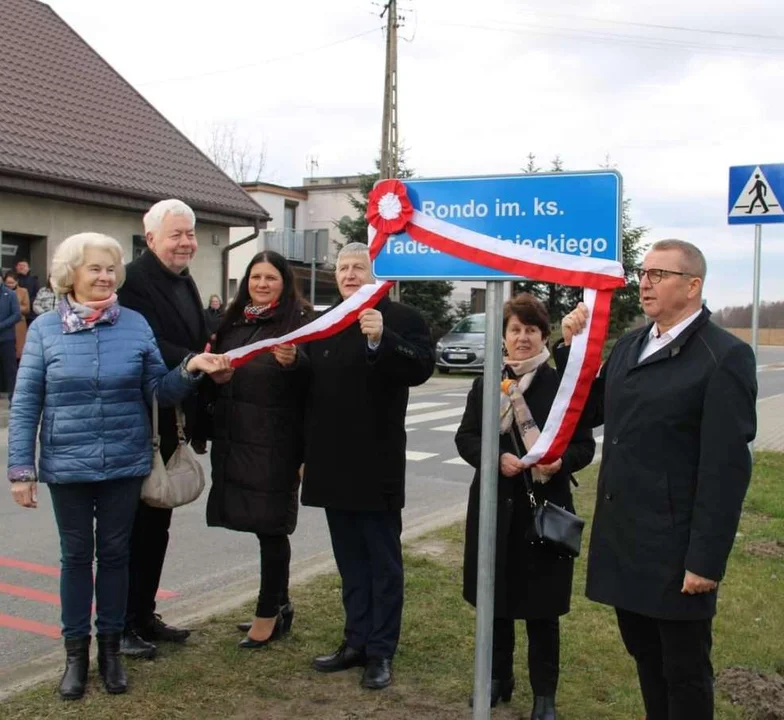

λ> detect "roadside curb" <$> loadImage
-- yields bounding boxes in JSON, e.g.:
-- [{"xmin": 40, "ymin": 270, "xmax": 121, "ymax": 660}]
[{"xmin": 0, "ymin": 501, "xmax": 467, "ymax": 701}]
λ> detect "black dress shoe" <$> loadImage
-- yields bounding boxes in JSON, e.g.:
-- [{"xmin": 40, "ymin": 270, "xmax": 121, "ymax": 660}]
[
  {"xmin": 531, "ymin": 695, "xmax": 557, "ymax": 720},
  {"xmin": 469, "ymin": 675, "xmax": 515, "ymax": 708},
  {"xmin": 361, "ymin": 657, "xmax": 392, "ymax": 690},
  {"xmin": 312, "ymin": 641, "xmax": 367, "ymax": 673},
  {"xmin": 97, "ymin": 633, "xmax": 127, "ymax": 695},
  {"xmin": 59, "ymin": 636, "xmax": 90, "ymax": 700},
  {"xmin": 119, "ymin": 629, "xmax": 157, "ymax": 659},
  {"xmin": 137, "ymin": 614, "xmax": 190, "ymax": 643},
  {"xmin": 238, "ymin": 614, "xmax": 284, "ymax": 649}
]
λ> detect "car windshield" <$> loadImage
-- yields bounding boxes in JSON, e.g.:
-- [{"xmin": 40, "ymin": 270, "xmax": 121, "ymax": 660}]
[{"xmin": 451, "ymin": 315, "xmax": 485, "ymax": 334}]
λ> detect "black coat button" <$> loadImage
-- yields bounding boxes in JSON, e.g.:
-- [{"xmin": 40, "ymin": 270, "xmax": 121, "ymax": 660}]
[
  {"xmin": 605, "ymin": 493, "xmax": 613, "ymax": 501},
  {"xmin": 611, "ymin": 437, "xmax": 619, "ymax": 445}
]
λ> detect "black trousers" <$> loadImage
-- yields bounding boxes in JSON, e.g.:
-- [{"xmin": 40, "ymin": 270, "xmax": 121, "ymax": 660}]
[
  {"xmin": 125, "ymin": 500, "xmax": 172, "ymax": 630},
  {"xmin": 616, "ymin": 608, "xmax": 714, "ymax": 720},
  {"xmin": 493, "ymin": 617, "xmax": 560, "ymax": 695},
  {"xmin": 325, "ymin": 508, "xmax": 403, "ymax": 659},
  {"xmin": 255, "ymin": 534, "xmax": 291, "ymax": 618}
]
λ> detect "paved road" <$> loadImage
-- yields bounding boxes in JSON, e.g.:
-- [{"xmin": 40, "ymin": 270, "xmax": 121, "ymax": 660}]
[
  {"xmin": 0, "ymin": 376, "xmax": 478, "ymax": 682},
  {"xmin": 1, "ymin": 347, "xmax": 783, "ymax": 685}
]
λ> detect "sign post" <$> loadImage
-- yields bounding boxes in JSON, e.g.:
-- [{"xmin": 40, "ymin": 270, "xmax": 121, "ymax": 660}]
[
  {"xmin": 372, "ymin": 171, "xmax": 622, "ymax": 720},
  {"xmin": 728, "ymin": 163, "xmax": 784, "ymax": 364}
]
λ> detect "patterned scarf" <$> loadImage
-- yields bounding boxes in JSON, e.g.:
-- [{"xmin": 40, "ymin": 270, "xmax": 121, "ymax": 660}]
[
  {"xmin": 243, "ymin": 300, "xmax": 279, "ymax": 321},
  {"xmin": 500, "ymin": 347, "xmax": 551, "ymax": 482},
  {"xmin": 60, "ymin": 295, "xmax": 120, "ymax": 334}
]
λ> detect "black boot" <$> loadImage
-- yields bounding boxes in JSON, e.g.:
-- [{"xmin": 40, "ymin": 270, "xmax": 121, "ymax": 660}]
[
  {"xmin": 531, "ymin": 695, "xmax": 557, "ymax": 720},
  {"xmin": 59, "ymin": 636, "xmax": 90, "ymax": 700},
  {"xmin": 468, "ymin": 675, "xmax": 515, "ymax": 708},
  {"xmin": 97, "ymin": 633, "xmax": 128, "ymax": 694},
  {"xmin": 280, "ymin": 602, "xmax": 295, "ymax": 634}
]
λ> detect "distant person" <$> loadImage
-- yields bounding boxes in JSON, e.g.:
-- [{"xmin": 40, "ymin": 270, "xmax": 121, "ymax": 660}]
[
  {"xmin": 32, "ymin": 275, "xmax": 58, "ymax": 315},
  {"xmin": 204, "ymin": 294, "xmax": 224, "ymax": 338},
  {"xmin": 15, "ymin": 259, "xmax": 39, "ymax": 324},
  {"xmin": 0, "ymin": 281, "xmax": 21, "ymax": 403},
  {"xmin": 4, "ymin": 272, "xmax": 29, "ymax": 360}
]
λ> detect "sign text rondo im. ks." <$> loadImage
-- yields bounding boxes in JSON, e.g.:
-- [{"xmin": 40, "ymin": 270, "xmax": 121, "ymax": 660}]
[{"xmin": 372, "ymin": 171, "xmax": 623, "ymax": 280}]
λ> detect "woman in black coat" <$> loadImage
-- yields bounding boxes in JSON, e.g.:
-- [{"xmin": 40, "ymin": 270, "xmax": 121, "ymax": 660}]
[
  {"xmin": 204, "ymin": 294, "xmax": 224, "ymax": 338},
  {"xmin": 456, "ymin": 293, "xmax": 595, "ymax": 719},
  {"xmin": 202, "ymin": 251, "xmax": 310, "ymax": 648}
]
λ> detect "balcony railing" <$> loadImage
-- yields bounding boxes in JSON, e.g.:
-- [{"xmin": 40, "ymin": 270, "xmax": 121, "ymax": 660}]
[{"xmin": 262, "ymin": 228, "xmax": 331, "ymax": 266}]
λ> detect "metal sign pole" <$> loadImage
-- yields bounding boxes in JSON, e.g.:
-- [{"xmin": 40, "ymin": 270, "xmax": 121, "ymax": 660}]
[
  {"xmin": 750, "ymin": 223, "xmax": 762, "ymax": 456},
  {"xmin": 472, "ymin": 280, "xmax": 504, "ymax": 719},
  {"xmin": 751, "ymin": 223, "xmax": 762, "ymax": 359}
]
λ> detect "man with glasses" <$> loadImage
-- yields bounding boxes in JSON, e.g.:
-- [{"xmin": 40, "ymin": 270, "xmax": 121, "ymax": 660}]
[{"xmin": 559, "ymin": 239, "xmax": 757, "ymax": 720}]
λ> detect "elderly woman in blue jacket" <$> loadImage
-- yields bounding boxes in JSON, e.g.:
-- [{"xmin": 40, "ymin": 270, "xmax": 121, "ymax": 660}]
[{"xmin": 7, "ymin": 233, "xmax": 229, "ymax": 701}]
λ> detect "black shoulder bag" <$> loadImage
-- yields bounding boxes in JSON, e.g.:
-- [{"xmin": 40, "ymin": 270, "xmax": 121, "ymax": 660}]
[{"xmin": 508, "ymin": 425, "xmax": 585, "ymax": 558}]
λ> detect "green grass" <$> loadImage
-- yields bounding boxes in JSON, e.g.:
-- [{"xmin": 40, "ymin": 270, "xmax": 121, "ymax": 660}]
[{"xmin": 2, "ymin": 454, "xmax": 782, "ymax": 719}]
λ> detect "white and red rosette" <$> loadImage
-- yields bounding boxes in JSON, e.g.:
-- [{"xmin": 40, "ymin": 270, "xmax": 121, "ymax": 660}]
[{"xmin": 367, "ymin": 179, "xmax": 413, "ymax": 257}]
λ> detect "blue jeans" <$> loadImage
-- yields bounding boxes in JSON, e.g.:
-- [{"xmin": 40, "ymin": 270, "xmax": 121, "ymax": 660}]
[{"xmin": 48, "ymin": 477, "xmax": 143, "ymax": 638}]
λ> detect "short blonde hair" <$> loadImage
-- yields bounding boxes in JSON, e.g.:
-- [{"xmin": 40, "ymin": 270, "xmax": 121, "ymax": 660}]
[{"xmin": 50, "ymin": 233, "xmax": 126, "ymax": 296}]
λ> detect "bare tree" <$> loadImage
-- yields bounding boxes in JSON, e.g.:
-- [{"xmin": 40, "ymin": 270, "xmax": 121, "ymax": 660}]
[{"xmin": 204, "ymin": 121, "xmax": 266, "ymax": 184}]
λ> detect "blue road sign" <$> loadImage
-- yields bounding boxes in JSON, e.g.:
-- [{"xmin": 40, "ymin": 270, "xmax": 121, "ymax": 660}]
[
  {"xmin": 372, "ymin": 171, "xmax": 623, "ymax": 280},
  {"xmin": 728, "ymin": 164, "xmax": 784, "ymax": 225}
]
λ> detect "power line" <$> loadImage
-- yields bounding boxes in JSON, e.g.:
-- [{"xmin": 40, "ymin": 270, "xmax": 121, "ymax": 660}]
[
  {"xmin": 137, "ymin": 27, "xmax": 382, "ymax": 87},
  {"xmin": 440, "ymin": 20, "xmax": 784, "ymax": 59},
  {"xmin": 507, "ymin": 6, "xmax": 784, "ymax": 42}
]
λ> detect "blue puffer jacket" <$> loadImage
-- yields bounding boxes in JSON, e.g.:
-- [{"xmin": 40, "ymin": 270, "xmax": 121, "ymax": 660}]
[{"xmin": 8, "ymin": 305, "xmax": 200, "ymax": 484}]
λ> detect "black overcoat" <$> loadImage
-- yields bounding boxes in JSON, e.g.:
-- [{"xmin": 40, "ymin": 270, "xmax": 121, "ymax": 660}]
[
  {"xmin": 559, "ymin": 308, "xmax": 757, "ymax": 621},
  {"xmin": 457, "ymin": 366, "xmax": 596, "ymax": 619},
  {"xmin": 300, "ymin": 296, "xmax": 435, "ymax": 511},
  {"xmin": 204, "ymin": 313, "xmax": 309, "ymax": 536},
  {"xmin": 118, "ymin": 250, "xmax": 207, "ymax": 460}
]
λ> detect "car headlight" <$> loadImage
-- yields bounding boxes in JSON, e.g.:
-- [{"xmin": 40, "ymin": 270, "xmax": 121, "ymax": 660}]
[
  {"xmin": 476, "ymin": 344, "xmax": 485, "ymax": 351},
  {"xmin": 436, "ymin": 342, "xmax": 444, "ymax": 351}
]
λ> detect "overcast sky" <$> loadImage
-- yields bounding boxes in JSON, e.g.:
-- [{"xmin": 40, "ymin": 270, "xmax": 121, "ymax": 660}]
[{"xmin": 47, "ymin": 0, "xmax": 784, "ymax": 309}]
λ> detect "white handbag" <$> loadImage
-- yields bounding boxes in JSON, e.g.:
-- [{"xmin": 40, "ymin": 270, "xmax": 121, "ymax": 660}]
[{"xmin": 141, "ymin": 393, "xmax": 205, "ymax": 509}]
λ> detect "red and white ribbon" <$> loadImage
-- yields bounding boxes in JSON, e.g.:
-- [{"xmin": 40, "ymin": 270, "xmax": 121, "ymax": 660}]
[{"xmin": 225, "ymin": 177, "xmax": 624, "ymax": 466}]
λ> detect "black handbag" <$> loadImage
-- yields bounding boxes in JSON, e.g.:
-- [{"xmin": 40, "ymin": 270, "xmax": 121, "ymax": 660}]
[{"xmin": 508, "ymin": 424, "xmax": 585, "ymax": 558}]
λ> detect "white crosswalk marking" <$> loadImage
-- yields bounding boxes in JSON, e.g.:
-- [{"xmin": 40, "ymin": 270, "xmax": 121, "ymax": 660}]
[
  {"xmin": 443, "ymin": 393, "xmax": 469, "ymax": 398},
  {"xmin": 432, "ymin": 423, "xmax": 460, "ymax": 433},
  {"xmin": 443, "ymin": 456, "xmax": 469, "ymax": 466},
  {"xmin": 405, "ymin": 407, "xmax": 466, "ymax": 426},
  {"xmin": 407, "ymin": 401, "xmax": 449, "ymax": 412},
  {"xmin": 406, "ymin": 450, "xmax": 439, "ymax": 461}
]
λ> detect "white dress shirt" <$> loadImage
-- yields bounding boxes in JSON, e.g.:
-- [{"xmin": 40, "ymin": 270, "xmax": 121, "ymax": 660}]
[{"xmin": 638, "ymin": 308, "xmax": 702, "ymax": 363}]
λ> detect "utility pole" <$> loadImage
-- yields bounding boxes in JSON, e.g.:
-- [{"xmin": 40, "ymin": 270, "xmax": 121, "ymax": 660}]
[{"xmin": 380, "ymin": 0, "xmax": 400, "ymax": 299}]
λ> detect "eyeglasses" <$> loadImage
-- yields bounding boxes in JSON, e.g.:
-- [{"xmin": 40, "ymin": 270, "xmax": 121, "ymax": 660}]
[{"xmin": 635, "ymin": 268, "xmax": 694, "ymax": 284}]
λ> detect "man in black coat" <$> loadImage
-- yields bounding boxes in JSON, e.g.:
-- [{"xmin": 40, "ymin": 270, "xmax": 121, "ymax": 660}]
[
  {"xmin": 117, "ymin": 199, "xmax": 208, "ymax": 658},
  {"xmin": 303, "ymin": 242, "xmax": 435, "ymax": 690},
  {"xmin": 561, "ymin": 239, "xmax": 757, "ymax": 719},
  {"xmin": 14, "ymin": 259, "xmax": 39, "ymax": 325}
]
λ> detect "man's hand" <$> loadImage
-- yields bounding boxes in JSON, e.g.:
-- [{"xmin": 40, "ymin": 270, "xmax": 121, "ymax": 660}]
[
  {"xmin": 273, "ymin": 344, "xmax": 297, "ymax": 367},
  {"xmin": 358, "ymin": 308, "xmax": 383, "ymax": 345},
  {"xmin": 561, "ymin": 302, "xmax": 590, "ymax": 346},
  {"xmin": 11, "ymin": 481, "xmax": 37, "ymax": 509},
  {"xmin": 681, "ymin": 570, "xmax": 717, "ymax": 595},
  {"xmin": 500, "ymin": 453, "xmax": 527, "ymax": 478}
]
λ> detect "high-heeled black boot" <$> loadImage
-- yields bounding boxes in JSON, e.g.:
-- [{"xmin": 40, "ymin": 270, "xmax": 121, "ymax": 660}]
[
  {"xmin": 468, "ymin": 675, "xmax": 515, "ymax": 708},
  {"xmin": 531, "ymin": 694, "xmax": 557, "ymax": 720},
  {"xmin": 280, "ymin": 602, "xmax": 294, "ymax": 634},
  {"xmin": 59, "ymin": 636, "xmax": 90, "ymax": 700},
  {"xmin": 97, "ymin": 633, "xmax": 128, "ymax": 694}
]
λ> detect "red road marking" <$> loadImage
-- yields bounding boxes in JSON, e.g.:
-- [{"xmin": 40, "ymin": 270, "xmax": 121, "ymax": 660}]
[
  {"xmin": 0, "ymin": 556, "xmax": 178, "ymax": 599},
  {"xmin": 0, "ymin": 614, "xmax": 61, "ymax": 639},
  {"xmin": 0, "ymin": 556, "xmax": 58, "ymax": 577},
  {"xmin": 0, "ymin": 582, "xmax": 60, "ymax": 605}
]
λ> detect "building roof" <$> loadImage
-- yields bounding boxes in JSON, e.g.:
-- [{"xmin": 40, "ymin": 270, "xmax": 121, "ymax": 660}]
[
  {"xmin": 240, "ymin": 182, "xmax": 309, "ymax": 201},
  {"xmin": 0, "ymin": 0, "xmax": 270, "ymax": 227}
]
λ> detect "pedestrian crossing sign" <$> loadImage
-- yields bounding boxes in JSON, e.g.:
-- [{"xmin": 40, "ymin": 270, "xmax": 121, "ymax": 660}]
[{"xmin": 728, "ymin": 164, "xmax": 784, "ymax": 225}]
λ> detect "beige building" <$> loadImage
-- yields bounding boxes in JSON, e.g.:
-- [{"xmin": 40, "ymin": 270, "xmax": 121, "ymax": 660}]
[
  {"xmin": 229, "ymin": 176, "xmax": 362, "ymax": 304},
  {"xmin": 0, "ymin": 0, "xmax": 269, "ymax": 302}
]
